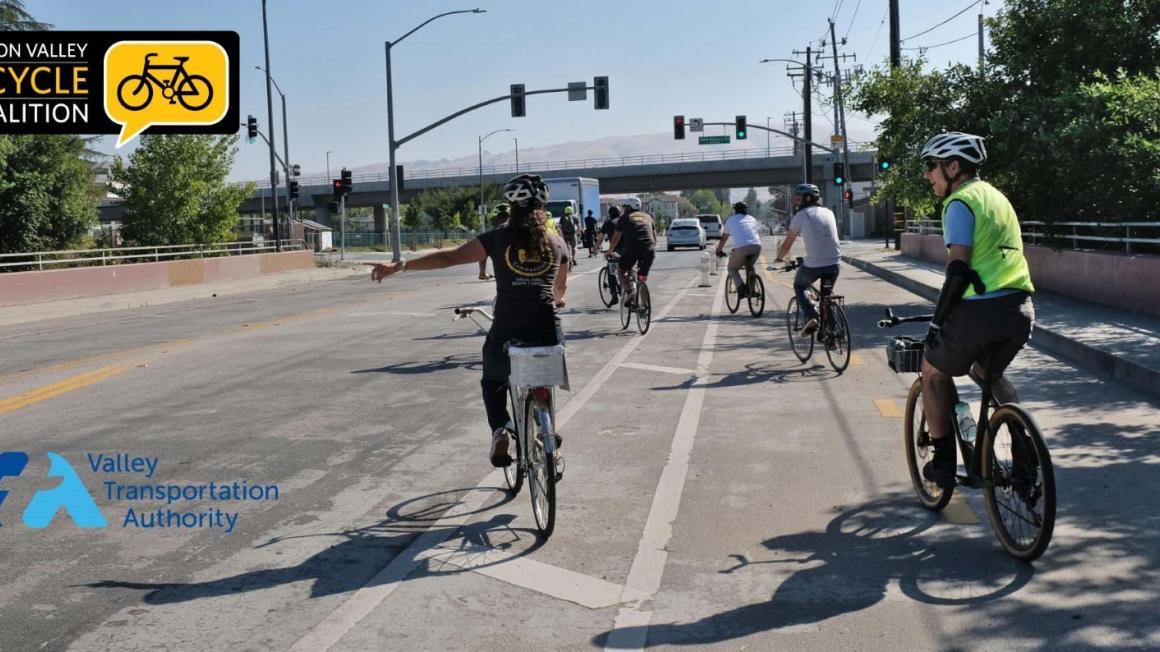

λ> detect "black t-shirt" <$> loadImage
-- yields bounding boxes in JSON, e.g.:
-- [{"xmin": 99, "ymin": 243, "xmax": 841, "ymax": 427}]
[
  {"xmin": 477, "ymin": 224, "xmax": 568, "ymax": 331},
  {"xmin": 616, "ymin": 210, "xmax": 657, "ymax": 253},
  {"xmin": 584, "ymin": 216, "xmax": 598, "ymax": 233},
  {"xmin": 600, "ymin": 218, "xmax": 625, "ymax": 254}
]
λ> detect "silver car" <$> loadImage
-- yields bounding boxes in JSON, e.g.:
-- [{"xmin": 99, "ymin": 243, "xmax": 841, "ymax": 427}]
[{"xmin": 666, "ymin": 218, "xmax": 707, "ymax": 251}]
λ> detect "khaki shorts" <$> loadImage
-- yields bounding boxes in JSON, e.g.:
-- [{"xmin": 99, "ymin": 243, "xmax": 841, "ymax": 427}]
[{"xmin": 924, "ymin": 292, "xmax": 1035, "ymax": 377}]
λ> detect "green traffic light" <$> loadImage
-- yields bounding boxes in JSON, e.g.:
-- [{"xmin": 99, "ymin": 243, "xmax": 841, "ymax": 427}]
[
  {"xmin": 880, "ymin": 160, "xmax": 891, "ymax": 170},
  {"xmin": 737, "ymin": 130, "xmax": 746, "ymax": 139}
]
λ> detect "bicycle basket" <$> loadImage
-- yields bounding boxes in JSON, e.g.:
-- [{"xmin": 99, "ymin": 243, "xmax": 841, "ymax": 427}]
[
  {"xmin": 509, "ymin": 344, "xmax": 570, "ymax": 390},
  {"xmin": 886, "ymin": 337, "xmax": 925, "ymax": 373}
]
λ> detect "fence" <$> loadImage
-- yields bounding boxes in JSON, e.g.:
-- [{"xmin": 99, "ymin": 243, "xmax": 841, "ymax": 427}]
[
  {"xmin": 328, "ymin": 231, "xmax": 478, "ymax": 250},
  {"xmin": 906, "ymin": 220, "xmax": 1160, "ymax": 254},
  {"xmin": 0, "ymin": 239, "xmax": 308, "ymax": 272}
]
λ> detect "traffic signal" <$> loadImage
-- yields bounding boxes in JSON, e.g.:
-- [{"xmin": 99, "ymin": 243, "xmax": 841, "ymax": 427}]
[
  {"xmin": 341, "ymin": 168, "xmax": 352, "ymax": 193},
  {"xmin": 735, "ymin": 115, "xmax": 747, "ymax": 140},
  {"xmin": 843, "ymin": 189, "xmax": 853, "ymax": 205},
  {"xmin": 594, "ymin": 76, "xmax": 609, "ymax": 110},
  {"xmin": 510, "ymin": 84, "xmax": 526, "ymax": 118},
  {"xmin": 289, "ymin": 180, "xmax": 300, "ymax": 201},
  {"xmin": 878, "ymin": 157, "xmax": 891, "ymax": 172},
  {"xmin": 246, "ymin": 115, "xmax": 257, "ymax": 140},
  {"xmin": 673, "ymin": 115, "xmax": 685, "ymax": 140},
  {"xmin": 833, "ymin": 162, "xmax": 846, "ymax": 185},
  {"xmin": 291, "ymin": 163, "xmax": 301, "ymax": 177},
  {"xmin": 332, "ymin": 179, "xmax": 347, "ymax": 201}
]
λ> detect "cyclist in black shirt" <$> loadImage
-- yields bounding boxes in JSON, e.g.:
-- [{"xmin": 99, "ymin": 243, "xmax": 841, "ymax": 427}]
[
  {"xmin": 605, "ymin": 196, "xmax": 656, "ymax": 306},
  {"xmin": 598, "ymin": 207, "xmax": 625, "ymax": 302},
  {"xmin": 367, "ymin": 174, "xmax": 569, "ymax": 467}
]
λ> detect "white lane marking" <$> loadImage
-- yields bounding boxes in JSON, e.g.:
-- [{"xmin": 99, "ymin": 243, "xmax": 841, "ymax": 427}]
[
  {"xmin": 605, "ymin": 274, "xmax": 726, "ymax": 651},
  {"xmin": 418, "ymin": 542, "xmax": 650, "ymax": 609},
  {"xmin": 291, "ymin": 273, "xmax": 699, "ymax": 651},
  {"xmin": 618, "ymin": 362, "xmax": 697, "ymax": 377}
]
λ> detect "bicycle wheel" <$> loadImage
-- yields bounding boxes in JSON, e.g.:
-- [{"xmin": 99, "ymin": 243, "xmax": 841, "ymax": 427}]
[
  {"xmin": 904, "ymin": 378, "xmax": 954, "ymax": 510},
  {"xmin": 824, "ymin": 304, "xmax": 852, "ymax": 373},
  {"xmin": 619, "ymin": 288, "xmax": 632, "ymax": 330},
  {"xmin": 747, "ymin": 273, "xmax": 765, "ymax": 317},
  {"xmin": 116, "ymin": 75, "xmax": 153, "ymax": 111},
  {"xmin": 525, "ymin": 394, "xmax": 557, "ymax": 537},
  {"xmin": 636, "ymin": 282, "xmax": 651, "ymax": 335},
  {"xmin": 176, "ymin": 74, "xmax": 214, "ymax": 111},
  {"xmin": 981, "ymin": 404, "xmax": 1055, "ymax": 561},
  {"xmin": 725, "ymin": 275, "xmax": 740, "ymax": 314},
  {"xmin": 597, "ymin": 267, "xmax": 614, "ymax": 308},
  {"xmin": 502, "ymin": 389, "xmax": 523, "ymax": 494},
  {"xmin": 785, "ymin": 297, "xmax": 814, "ymax": 362}
]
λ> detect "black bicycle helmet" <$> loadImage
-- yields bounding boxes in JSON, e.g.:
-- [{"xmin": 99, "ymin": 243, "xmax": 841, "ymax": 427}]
[
  {"xmin": 793, "ymin": 183, "xmax": 821, "ymax": 199},
  {"xmin": 502, "ymin": 174, "xmax": 549, "ymax": 208},
  {"xmin": 732, "ymin": 201, "xmax": 748, "ymax": 214}
]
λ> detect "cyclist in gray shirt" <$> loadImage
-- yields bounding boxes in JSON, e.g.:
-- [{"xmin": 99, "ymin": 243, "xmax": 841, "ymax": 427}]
[{"xmin": 775, "ymin": 183, "xmax": 841, "ymax": 334}]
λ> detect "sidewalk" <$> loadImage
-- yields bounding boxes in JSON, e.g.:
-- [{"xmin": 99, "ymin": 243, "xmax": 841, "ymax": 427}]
[{"xmin": 841, "ymin": 239, "xmax": 1160, "ymax": 400}]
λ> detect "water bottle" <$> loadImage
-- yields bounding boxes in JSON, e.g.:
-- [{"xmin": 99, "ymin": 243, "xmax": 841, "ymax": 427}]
[{"xmin": 955, "ymin": 401, "xmax": 977, "ymax": 445}]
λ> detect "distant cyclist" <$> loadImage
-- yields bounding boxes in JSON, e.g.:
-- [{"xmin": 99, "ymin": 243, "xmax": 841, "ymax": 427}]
[
  {"xmin": 366, "ymin": 174, "xmax": 569, "ymax": 468},
  {"xmin": 583, "ymin": 209, "xmax": 599, "ymax": 258},
  {"xmin": 775, "ymin": 183, "xmax": 841, "ymax": 334},
  {"xmin": 598, "ymin": 206, "xmax": 625, "ymax": 302},
  {"xmin": 917, "ymin": 131, "xmax": 1035, "ymax": 487},
  {"xmin": 605, "ymin": 196, "xmax": 656, "ymax": 306},
  {"xmin": 558, "ymin": 205, "xmax": 580, "ymax": 266},
  {"xmin": 716, "ymin": 201, "xmax": 763, "ymax": 298}
]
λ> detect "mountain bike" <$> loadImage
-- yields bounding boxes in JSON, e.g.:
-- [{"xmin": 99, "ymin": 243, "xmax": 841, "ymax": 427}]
[
  {"xmin": 116, "ymin": 53, "xmax": 214, "ymax": 112},
  {"xmin": 617, "ymin": 269, "xmax": 651, "ymax": 334},
  {"xmin": 781, "ymin": 258, "xmax": 851, "ymax": 372},
  {"xmin": 597, "ymin": 255, "xmax": 621, "ymax": 308},
  {"xmin": 718, "ymin": 251, "xmax": 765, "ymax": 317},
  {"xmin": 879, "ymin": 308, "xmax": 1056, "ymax": 561},
  {"xmin": 453, "ymin": 307, "xmax": 564, "ymax": 538}
]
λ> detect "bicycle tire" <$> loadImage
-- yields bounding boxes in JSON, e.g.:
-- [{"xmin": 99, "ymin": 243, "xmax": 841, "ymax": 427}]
[
  {"xmin": 725, "ymin": 275, "xmax": 740, "ymax": 314},
  {"xmin": 619, "ymin": 288, "xmax": 632, "ymax": 330},
  {"xmin": 176, "ymin": 74, "xmax": 213, "ymax": 111},
  {"xmin": 116, "ymin": 75, "xmax": 153, "ymax": 111},
  {"xmin": 597, "ymin": 267, "xmax": 614, "ymax": 308},
  {"xmin": 636, "ymin": 282, "xmax": 651, "ymax": 334},
  {"xmin": 502, "ymin": 389, "xmax": 523, "ymax": 493},
  {"xmin": 981, "ymin": 404, "xmax": 1055, "ymax": 561},
  {"xmin": 825, "ymin": 303, "xmax": 852, "ymax": 373},
  {"xmin": 786, "ymin": 297, "xmax": 814, "ymax": 362},
  {"xmin": 525, "ymin": 393, "xmax": 556, "ymax": 538},
  {"xmin": 747, "ymin": 273, "xmax": 765, "ymax": 317},
  {"xmin": 904, "ymin": 378, "xmax": 954, "ymax": 511}
]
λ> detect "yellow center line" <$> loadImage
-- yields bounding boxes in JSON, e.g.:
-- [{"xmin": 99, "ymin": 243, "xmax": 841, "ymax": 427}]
[
  {"xmin": 850, "ymin": 352, "xmax": 865, "ymax": 366},
  {"xmin": 873, "ymin": 398, "xmax": 903, "ymax": 418},
  {"xmin": 0, "ymin": 364, "xmax": 132, "ymax": 416}
]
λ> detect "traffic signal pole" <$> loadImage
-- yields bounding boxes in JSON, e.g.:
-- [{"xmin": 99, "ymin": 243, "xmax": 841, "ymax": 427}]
[{"xmin": 260, "ymin": 0, "xmax": 281, "ymax": 252}]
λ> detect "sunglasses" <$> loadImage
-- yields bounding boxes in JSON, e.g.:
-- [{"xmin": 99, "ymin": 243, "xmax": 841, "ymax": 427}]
[{"xmin": 923, "ymin": 159, "xmax": 943, "ymax": 172}]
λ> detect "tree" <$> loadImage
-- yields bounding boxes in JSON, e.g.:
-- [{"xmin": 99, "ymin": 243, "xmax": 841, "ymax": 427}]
[
  {"xmin": 0, "ymin": 0, "xmax": 49, "ymax": 30},
  {"xmin": 401, "ymin": 203, "xmax": 424, "ymax": 231},
  {"xmin": 743, "ymin": 188, "xmax": 759, "ymax": 210},
  {"xmin": 0, "ymin": 136, "xmax": 98, "ymax": 253},
  {"xmin": 108, "ymin": 135, "xmax": 252, "ymax": 246}
]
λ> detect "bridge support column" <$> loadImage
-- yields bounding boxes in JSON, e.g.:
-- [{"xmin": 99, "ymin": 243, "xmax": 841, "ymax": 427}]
[
  {"xmin": 315, "ymin": 201, "xmax": 335, "ymax": 229},
  {"xmin": 374, "ymin": 204, "xmax": 388, "ymax": 250}
]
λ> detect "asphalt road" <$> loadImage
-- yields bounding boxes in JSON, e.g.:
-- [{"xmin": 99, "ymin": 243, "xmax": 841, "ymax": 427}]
[{"xmin": 1, "ymin": 237, "xmax": 1157, "ymax": 651}]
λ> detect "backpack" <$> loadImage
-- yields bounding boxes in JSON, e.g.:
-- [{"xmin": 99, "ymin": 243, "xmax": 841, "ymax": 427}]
[{"xmin": 560, "ymin": 215, "xmax": 577, "ymax": 236}]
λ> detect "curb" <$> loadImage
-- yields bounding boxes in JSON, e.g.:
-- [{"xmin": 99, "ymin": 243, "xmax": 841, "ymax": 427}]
[{"xmin": 843, "ymin": 254, "xmax": 1160, "ymax": 402}]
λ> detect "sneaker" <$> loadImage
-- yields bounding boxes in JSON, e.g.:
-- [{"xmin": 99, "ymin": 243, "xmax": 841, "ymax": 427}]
[
  {"xmin": 490, "ymin": 427, "xmax": 513, "ymax": 467},
  {"xmin": 922, "ymin": 438, "xmax": 957, "ymax": 488},
  {"xmin": 801, "ymin": 318, "xmax": 819, "ymax": 335}
]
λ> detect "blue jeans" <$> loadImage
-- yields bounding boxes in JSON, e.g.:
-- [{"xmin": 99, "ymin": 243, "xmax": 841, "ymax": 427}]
[{"xmin": 794, "ymin": 264, "xmax": 839, "ymax": 321}]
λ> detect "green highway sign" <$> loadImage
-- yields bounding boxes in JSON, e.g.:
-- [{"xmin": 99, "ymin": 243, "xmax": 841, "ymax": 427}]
[{"xmin": 698, "ymin": 135, "xmax": 731, "ymax": 145}]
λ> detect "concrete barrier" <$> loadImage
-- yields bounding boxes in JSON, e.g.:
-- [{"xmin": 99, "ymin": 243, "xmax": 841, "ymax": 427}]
[
  {"xmin": 0, "ymin": 251, "xmax": 315, "ymax": 307},
  {"xmin": 901, "ymin": 233, "xmax": 1160, "ymax": 319}
]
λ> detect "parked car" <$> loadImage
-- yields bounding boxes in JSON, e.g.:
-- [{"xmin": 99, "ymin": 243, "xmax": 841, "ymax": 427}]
[
  {"xmin": 666, "ymin": 218, "xmax": 707, "ymax": 251},
  {"xmin": 696, "ymin": 213, "xmax": 723, "ymax": 239}
]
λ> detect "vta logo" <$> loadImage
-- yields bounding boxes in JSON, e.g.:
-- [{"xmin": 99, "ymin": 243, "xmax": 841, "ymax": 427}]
[{"xmin": 0, "ymin": 452, "xmax": 107, "ymax": 528}]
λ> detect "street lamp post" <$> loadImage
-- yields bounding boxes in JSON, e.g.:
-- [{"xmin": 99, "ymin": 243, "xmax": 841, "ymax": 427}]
[
  {"xmin": 766, "ymin": 116, "xmax": 771, "ymax": 157},
  {"xmin": 512, "ymin": 137, "xmax": 519, "ymax": 173},
  {"xmin": 478, "ymin": 128, "xmax": 513, "ymax": 222},
  {"xmin": 326, "ymin": 150, "xmax": 333, "ymax": 181},
  {"xmin": 385, "ymin": 8, "xmax": 485, "ymax": 262},
  {"xmin": 260, "ymin": 0, "xmax": 281, "ymax": 251},
  {"xmin": 255, "ymin": 65, "xmax": 293, "ymax": 224}
]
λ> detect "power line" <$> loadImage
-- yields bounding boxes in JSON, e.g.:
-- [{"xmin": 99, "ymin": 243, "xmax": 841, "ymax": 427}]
[
  {"xmin": 902, "ymin": 0, "xmax": 984, "ymax": 42},
  {"xmin": 864, "ymin": 9, "xmax": 888, "ymax": 61},
  {"xmin": 830, "ymin": 0, "xmax": 845, "ymax": 23},
  {"xmin": 842, "ymin": 0, "xmax": 864, "ymax": 41},
  {"xmin": 902, "ymin": 31, "xmax": 976, "ymax": 51}
]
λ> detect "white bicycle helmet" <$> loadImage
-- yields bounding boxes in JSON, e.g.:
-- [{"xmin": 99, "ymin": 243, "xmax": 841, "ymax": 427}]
[
  {"xmin": 620, "ymin": 195, "xmax": 642, "ymax": 211},
  {"xmin": 502, "ymin": 174, "xmax": 549, "ymax": 208},
  {"xmin": 920, "ymin": 132, "xmax": 987, "ymax": 165}
]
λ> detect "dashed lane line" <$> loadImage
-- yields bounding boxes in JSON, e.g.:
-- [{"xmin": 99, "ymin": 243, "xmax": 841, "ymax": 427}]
[
  {"xmin": 874, "ymin": 398, "xmax": 904, "ymax": 418},
  {"xmin": 618, "ymin": 362, "xmax": 697, "ymax": 377}
]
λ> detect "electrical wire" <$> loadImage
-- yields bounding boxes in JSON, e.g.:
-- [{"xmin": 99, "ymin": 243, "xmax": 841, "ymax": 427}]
[
  {"xmin": 842, "ymin": 0, "xmax": 864, "ymax": 42},
  {"xmin": 901, "ymin": 31, "xmax": 976, "ymax": 51},
  {"xmin": 832, "ymin": 0, "xmax": 846, "ymax": 23},
  {"xmin": 902, "ymin": 0, "xmax": 984, "ymax": 42},
  {"xmin": 864, "ymin": 9, "xmax": 888, "ymax": 61}
]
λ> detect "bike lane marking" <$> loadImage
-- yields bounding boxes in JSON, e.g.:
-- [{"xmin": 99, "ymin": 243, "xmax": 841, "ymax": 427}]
[
  {"xmin": 604, "ymin": 273, "xmax": 727, "ymax": 651},
  {"xmin": 618, "ymin": 362, "xmax": 697, "ymax": 377},
  {"xmin": 874, "ymin": 398, "xmax": 904, "ymax": 418},
  {"xmin": 291, "ymin": 274, "xmax": 701, "ymax": 652}
]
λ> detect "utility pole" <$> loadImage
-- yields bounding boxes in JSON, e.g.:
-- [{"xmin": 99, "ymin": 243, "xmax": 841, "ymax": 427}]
[
  {"xmin": 828, "ymin": 19, "xmax": 855, "ymax": 238},
  {"xmin": 260, "ymin": 0, "xmax": 281, "ymax": 251},
  {"xmin": 789, "ymin": 46, "xmax": 814, "ymax": 183},
  {"xmin": 889, "ymin": 0, "xmax": 901, "ymax": 69},
  {"xmin": 978, "ymin": 11, "xmax": 986, "ymax": 77}
]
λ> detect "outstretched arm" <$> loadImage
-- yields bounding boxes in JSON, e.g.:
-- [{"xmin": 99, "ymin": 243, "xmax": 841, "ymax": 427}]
[{"xmin": 366, "ymin": 239, "xmax": 485, "ymax": 282}]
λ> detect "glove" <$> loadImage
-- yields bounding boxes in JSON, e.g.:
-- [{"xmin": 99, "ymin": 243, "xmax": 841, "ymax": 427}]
[{"xmin": 925, "ymin": 324, "xmax": 942, "ymax": 350}]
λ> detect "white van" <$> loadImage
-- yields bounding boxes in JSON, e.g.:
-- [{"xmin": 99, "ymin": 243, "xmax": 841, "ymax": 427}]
[{"xmin": 696, "ymin": 214, "xmax": 723, "ymax": 240}]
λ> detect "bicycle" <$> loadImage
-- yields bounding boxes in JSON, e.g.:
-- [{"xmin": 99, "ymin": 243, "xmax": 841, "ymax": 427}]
[
  {"xmin": 615, "ymin": 266, "xmax": 651, "ymax": 334},
  {"xmin": 597, "ymin": 255, "xmax": 621, "ymax": 308},
  {"xmin": 879, "ymin": 308, "xmax": 1056, "ymax": 561},
  {"xmin": 780, "ymin": 258, "xmax": 851, "ymax": 372},
  {"xmin": 453, "ymin": 307, "xmax": 564, "ymax": 538},
  {"xmin": 718, "ymin": 251, "xmax": 765, "ymax": 317},
  {"xmin": 116, "ymin": 52, "xmax": 214, "ymax": 112}
]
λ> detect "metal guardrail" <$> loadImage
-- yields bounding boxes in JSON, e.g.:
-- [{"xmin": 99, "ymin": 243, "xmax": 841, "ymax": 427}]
[
  {"xmin": 0, "ymin": 240, "xmax": 308, "ymax": 272},
  {"xmin": 249, "ymin": 145, "xmax": 801, "ymax": 189},
  {"xmin": 905, "ymin": 220, "xmax": 1160, "ymax": 253}
]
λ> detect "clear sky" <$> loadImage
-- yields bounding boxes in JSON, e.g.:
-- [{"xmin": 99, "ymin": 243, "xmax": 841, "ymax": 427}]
[{"xmin": 35, "ymin": 0, "xmax": 994, "ymax": 180}]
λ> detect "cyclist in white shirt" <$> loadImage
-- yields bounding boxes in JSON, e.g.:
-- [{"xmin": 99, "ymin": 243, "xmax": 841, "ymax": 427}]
[
  {"xmin": 775, "ymin": 183, "xmax": 841, "ymax": 334},
  {"xmin": 716, "ymin": 201, "xmax": 763, "ymax": 298}
]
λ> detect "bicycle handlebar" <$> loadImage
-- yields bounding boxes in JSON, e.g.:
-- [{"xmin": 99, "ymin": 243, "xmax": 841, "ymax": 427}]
[
  {"xmin": 877, "ymin": 308, "xmax": 934, "ymax": 328},
  {"xmin": 779, "ymin": 256, "xmax": 804, "ymax": 272},
  {"xmin": 452, "ymin": 306, "xmax": 494, "ymax": 322}
]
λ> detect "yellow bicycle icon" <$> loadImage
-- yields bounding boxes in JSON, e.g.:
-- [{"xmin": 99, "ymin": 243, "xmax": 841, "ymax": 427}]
[{"xmin": 115, "ymin": 53, "xmax": 214, "ymax": 112}]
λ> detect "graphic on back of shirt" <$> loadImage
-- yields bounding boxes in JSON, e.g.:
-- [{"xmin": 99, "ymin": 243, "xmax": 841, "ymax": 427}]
[{"xmin": 505, "ymin": 244, "xmax": 553, "ymax": 278}]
